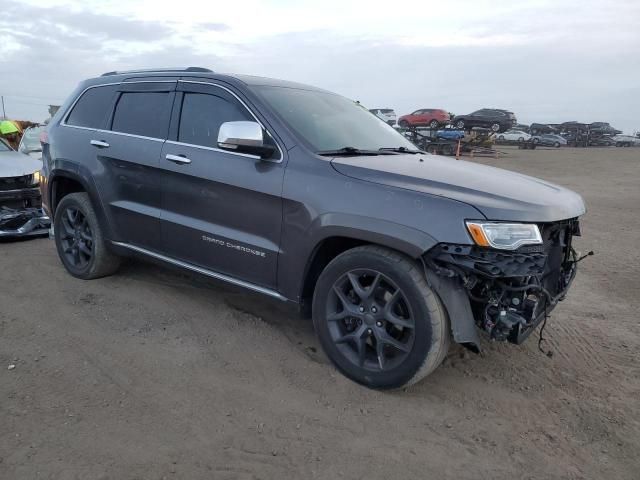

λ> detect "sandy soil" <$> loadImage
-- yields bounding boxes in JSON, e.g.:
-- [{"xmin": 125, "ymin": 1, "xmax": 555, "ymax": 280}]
[{"xmin": 1, "ymin": 146, "xmax": 639, "ymax": 479}]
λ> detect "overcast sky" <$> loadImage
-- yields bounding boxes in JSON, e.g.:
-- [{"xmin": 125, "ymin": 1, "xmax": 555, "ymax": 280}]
[{"xmin": 1, "ymin": 0, "xmax": 639, "ymax": 133}]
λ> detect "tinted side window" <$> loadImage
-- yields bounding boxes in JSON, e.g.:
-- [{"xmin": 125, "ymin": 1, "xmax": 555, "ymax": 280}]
[
  {"xmin": 178, "ymin": 92, "xmax": 252, "ymax": 148},
  {"xmin": 66, "ymin": 85, "xmax": 117, "ymax": 128},
  {"xmin": 111, "ymin": 92, "xmax": 171, "ymax": 138}
]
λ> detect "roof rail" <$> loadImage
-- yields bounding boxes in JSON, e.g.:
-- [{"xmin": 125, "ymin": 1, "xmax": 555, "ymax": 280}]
[{"xmin": 101, "ymin": 67, "xmax": 213, "ymax": 77}]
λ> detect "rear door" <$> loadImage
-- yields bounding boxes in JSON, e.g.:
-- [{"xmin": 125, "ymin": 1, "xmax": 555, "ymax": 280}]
[
  {"xmin": 96, "ymin": 81, "xmax": 176, "ymax": 251},
  {"xmin": 159, "ymin": 81, "xmax": 285, "ymax": 289}
]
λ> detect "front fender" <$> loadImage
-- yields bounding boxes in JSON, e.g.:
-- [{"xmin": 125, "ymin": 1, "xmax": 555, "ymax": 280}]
[
  {"xmin": 312, "ymin": 213, "xmax": 438, "ymax": 258},
  {"xmin": 277, "ymin": 212, "xmax": 438, "ymax": 302}
]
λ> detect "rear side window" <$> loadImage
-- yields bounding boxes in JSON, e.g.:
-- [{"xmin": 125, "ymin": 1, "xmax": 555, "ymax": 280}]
[
  {"xmin": 66, "ymin": 85, "xmax": 117, "ymax": 128},
  {"xmin": 178, "ymin": 92, "xmax": 252, "ymax": 148},
  {"xmin": 111, "ymin": 92, "xmax": 171, "ymax": 139}
]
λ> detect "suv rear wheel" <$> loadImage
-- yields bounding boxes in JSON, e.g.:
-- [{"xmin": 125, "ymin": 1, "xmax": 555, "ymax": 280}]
[
  {"xmin": 312, "ymin": 245, "xmax": 450, "ymax": 389},
  {"xmin": 454, "ymin": 119, "xmax": 465, "ymax": 129},
  {"xmin": 54, "ymin": 192, "xmax": 121, "ymax": 279},
  {"xmin": 490, "ymin": 123, "xmax": 501, "ymax": 132},
  {"xmin": 429, "ymin": 119, "xmax": 439, "ymax": 129}
]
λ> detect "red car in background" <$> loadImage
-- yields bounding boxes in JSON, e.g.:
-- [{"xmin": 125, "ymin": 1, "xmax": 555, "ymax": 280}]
[{"xmin": 398, "ymin": 108, "xmax": 450, "ymax": 129}]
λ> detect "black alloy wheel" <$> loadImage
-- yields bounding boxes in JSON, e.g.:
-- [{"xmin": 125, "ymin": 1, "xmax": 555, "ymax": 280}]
[
  {"xmin": 491, "ymin": 123, "xmax": 501, "ymax": 132},
  {"xmin": 59, "ymin": 206, "xmax": 93, "ymax": 269},
  {"xmin": 325, "ymin": 269, "xmax": 415, "ymax": 372},
  {"xmin": 54, "ymin": 192, "xmax": 121, "ymax": 279},
  {"xmin": 455, "ymin": 119, "xmax": 465, "ymax": 129}
]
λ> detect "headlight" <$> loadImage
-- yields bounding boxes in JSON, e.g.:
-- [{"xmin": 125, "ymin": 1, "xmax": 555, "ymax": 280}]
[
  {"xmin": 32, "ymin": 171, "xmax": 41, "ymax": 185},
  {"xmin": 465, "ymin": 221, "xmax": 542, "ymax": 250}
]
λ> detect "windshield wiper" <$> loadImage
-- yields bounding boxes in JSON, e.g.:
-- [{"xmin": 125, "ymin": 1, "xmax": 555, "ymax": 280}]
[
  {"xmin": 378, "ymin": 146, "xmax": 423, "ymax": 154},
  {"xmin": 317, "ymin": 147, "xmax": 396, "ymax": 157}
]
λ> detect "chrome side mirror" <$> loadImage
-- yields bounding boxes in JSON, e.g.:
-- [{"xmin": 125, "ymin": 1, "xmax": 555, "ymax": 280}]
[{"xmin": 217, "ymin": 121, "xmax": 275, "ymax": 159}]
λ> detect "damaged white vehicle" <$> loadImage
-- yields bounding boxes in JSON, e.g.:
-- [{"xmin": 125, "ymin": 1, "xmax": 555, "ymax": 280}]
[{"xmin": 0, "ymin": 138, "xmax": 50, "ymax": 238}]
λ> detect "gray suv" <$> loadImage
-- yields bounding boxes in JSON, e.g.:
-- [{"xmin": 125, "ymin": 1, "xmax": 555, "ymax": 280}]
[{"xmin": 41, "ymin": 67, "xmax": 586, "ymax": 389}]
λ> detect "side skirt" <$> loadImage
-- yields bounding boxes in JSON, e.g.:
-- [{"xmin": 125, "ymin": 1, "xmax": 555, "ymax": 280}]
[{"xmin": 110, "ymin": 241, "xmax": 288, "ymax": 302}]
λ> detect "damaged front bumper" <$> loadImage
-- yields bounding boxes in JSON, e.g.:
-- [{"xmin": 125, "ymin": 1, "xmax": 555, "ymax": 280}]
[
  {"xmin": 425, "ymin": 219, "xmax": 581, "ymax": 348},
  {"xmin": 0, "ymin": 186, "xmax": 51, "ymax": 238}
]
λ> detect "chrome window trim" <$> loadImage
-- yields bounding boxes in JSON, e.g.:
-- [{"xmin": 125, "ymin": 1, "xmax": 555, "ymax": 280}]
[
  {"xmin": 165, "ymin": 140, "xmax": 260, "ymax": 160},
  {"xmin": 177, "ymin": 80, "xmax": 284, "ymax": 163},
  {"xmin": 60, "ymin": 79, "xmax": 284, "ymax": 162},
  {"xmin": 111, "ymin": 241, "xmax": 287, "ymax": 301},
  {"xmin": 61, "ymin": 80, "xmax": 176, "ymax": 131},
  {"xmin": 100, "ymin": 130, "xmax": 165, "ymax": 143}
]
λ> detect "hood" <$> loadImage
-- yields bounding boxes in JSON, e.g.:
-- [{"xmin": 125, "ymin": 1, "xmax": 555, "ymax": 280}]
[
  {"xmin": 331, "ymin": 154, "xmax": 586, "ymax": 222},
  {"xmin": 0, "ymin": 150, "xmax": 43, "ymax": 178}
]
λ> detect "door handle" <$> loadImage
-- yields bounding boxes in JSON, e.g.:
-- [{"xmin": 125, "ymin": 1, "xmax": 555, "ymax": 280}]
[
  {"xmin": 166, "ymin": 154, "xmax": 192, "ymax": 165},
  {"xmin": 90, "ymin": 140, "xmax": 110, "ymax": 148}
]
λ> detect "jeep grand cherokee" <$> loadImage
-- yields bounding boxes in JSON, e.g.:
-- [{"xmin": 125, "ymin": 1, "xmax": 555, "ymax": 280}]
[{"xmin": 40, "ymin": 67, "xmax": 586, "ymax": 389}]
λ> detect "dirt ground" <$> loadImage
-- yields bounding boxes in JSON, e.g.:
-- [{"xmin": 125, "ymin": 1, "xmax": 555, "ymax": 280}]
[{"xmin": 1, "ymin": 146, "xmax": 639, "ymax": 480}]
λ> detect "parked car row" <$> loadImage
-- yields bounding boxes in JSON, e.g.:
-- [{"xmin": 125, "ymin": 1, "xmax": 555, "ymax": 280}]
[
  {"xmin": 370, "ymin": 106, "xmax": 632, "ymax": 147},
  {"xmin": 371, "ymin": 107, "xmax": 518, "ymax": 133},
  {"xmin": 496, "ymin": 130, "xmax": 567, "ymax": 147}
]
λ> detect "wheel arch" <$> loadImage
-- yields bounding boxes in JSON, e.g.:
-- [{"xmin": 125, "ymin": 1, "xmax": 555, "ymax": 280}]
[
  {"xmin": 49, "ymin": 170, "xmax": 114, "ymax": 241},
  {"xmin": 296, "ymin": 214, "xmax": 437, "ymax": 316}
]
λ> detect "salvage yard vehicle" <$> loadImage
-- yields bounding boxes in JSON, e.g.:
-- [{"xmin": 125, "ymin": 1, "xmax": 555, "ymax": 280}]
[
  {"xmin": 41, "ymin": 67, "xmax": 586, "ymax": 389},
  {"xmin": 612, "ymin": 135, "xmax": 640, "ymax": 147},
  {"xmin": 398, "ymin": 109, "xmax": 450, "ymax": 129},
  {"xmin": 453, "ymin": 108, "xmax": 516, "ymax": 133},
  {"xmin": 497, "ymin": 129, "xmax": 531, "ymax": 142},
  {"xmin": 0, "ymin": 138, "xmax": 50, "ymax": 238},
  {"xmin": 534, "ymin": 134, "xmax": 567, "ymax": 148},
  {"xmin": 369, "ymin": 108, "xmax": 397, "ymax": 126}
]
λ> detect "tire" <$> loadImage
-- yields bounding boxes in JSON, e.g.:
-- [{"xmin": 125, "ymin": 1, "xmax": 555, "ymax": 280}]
[
  {"xmin": 518, "ymin": 137, "xmax": 524, "ymax": 142},
  {"xmin": 454, "ymin": 119, "xmax": 465, "ymax": 129},
  {"xmin": 429, "ymin": 120, "xmax": 439, "ymax": 129},
  {"xmin": 491, "ymin": 123, "xmax": 501, "ymax": 132},
  {"xmin": 554, "ymin": 142, "xmax": 561, "ymax": 148},
  {"xmin": 426, "ymin": 144, "xmax": 439, "ymax": 155},
  {"xmin": 532, "ymin": 137, "xmax": 539, "ymax": 144},
  {"xmin": 440, "ymin": 144, "xmax": 454, "ymax": 156},
  {"xmin": 54, "ymin": 192, "xmax": 121, "ymax": 279},
  {"xmin": 498, "ymin": 135, "xmax": 505, "ymax": 141},
  {"xmin": 398, "ymin": 120, "xmax": 409, "ymax": 128},
  {"xmin": 312, "ymin": 245, "xmax": 450, "ymax": 390}
]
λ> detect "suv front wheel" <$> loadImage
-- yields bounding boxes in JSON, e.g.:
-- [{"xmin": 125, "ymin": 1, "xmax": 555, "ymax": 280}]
[
  {"xmin": 54, "ymin": 192, "xmax": 121, "ymax": 279},
  {"xmin": 312, "ymin": 245, "xmax": 450, "ymax": 389}
]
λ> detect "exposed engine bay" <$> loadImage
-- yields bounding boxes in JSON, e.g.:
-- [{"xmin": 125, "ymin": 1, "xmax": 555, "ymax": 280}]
[{"xmin": 426, "ymin": 219, "xmax": 583, "ymax": 344}]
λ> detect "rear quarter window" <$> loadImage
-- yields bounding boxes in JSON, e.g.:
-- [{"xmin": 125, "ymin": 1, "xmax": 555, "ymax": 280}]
[{"xmin": 66, "ymin": 85, "xmax": 118, "ymax": 129}]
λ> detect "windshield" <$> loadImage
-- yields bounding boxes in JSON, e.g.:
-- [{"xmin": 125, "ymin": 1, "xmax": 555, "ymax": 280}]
[
  {"xmin": 21, "ymin": 127, "xmax": 43, "ymax": 151},
  {"xmin": 253, "ymin": 86, "xmax": 416, "ymax": 152}
]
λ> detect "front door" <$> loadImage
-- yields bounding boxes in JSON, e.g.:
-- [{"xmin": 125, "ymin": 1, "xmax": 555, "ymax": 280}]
[{"xmin": 159, "ymin": 81, "xmax": 285, "ymax": 289}]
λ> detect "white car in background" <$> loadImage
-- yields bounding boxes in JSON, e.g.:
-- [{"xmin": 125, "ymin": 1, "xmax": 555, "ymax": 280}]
[
  {"xmin": 369, "ymin": 108, "xmax": 397, "ymax": 126},
  {"xmin": 612, "ymin": 135, "xmax": 640, "ymax": 147},
  {"xmin": 497, "ymin": 129, "xmax": 531, "ymax": 142}
]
